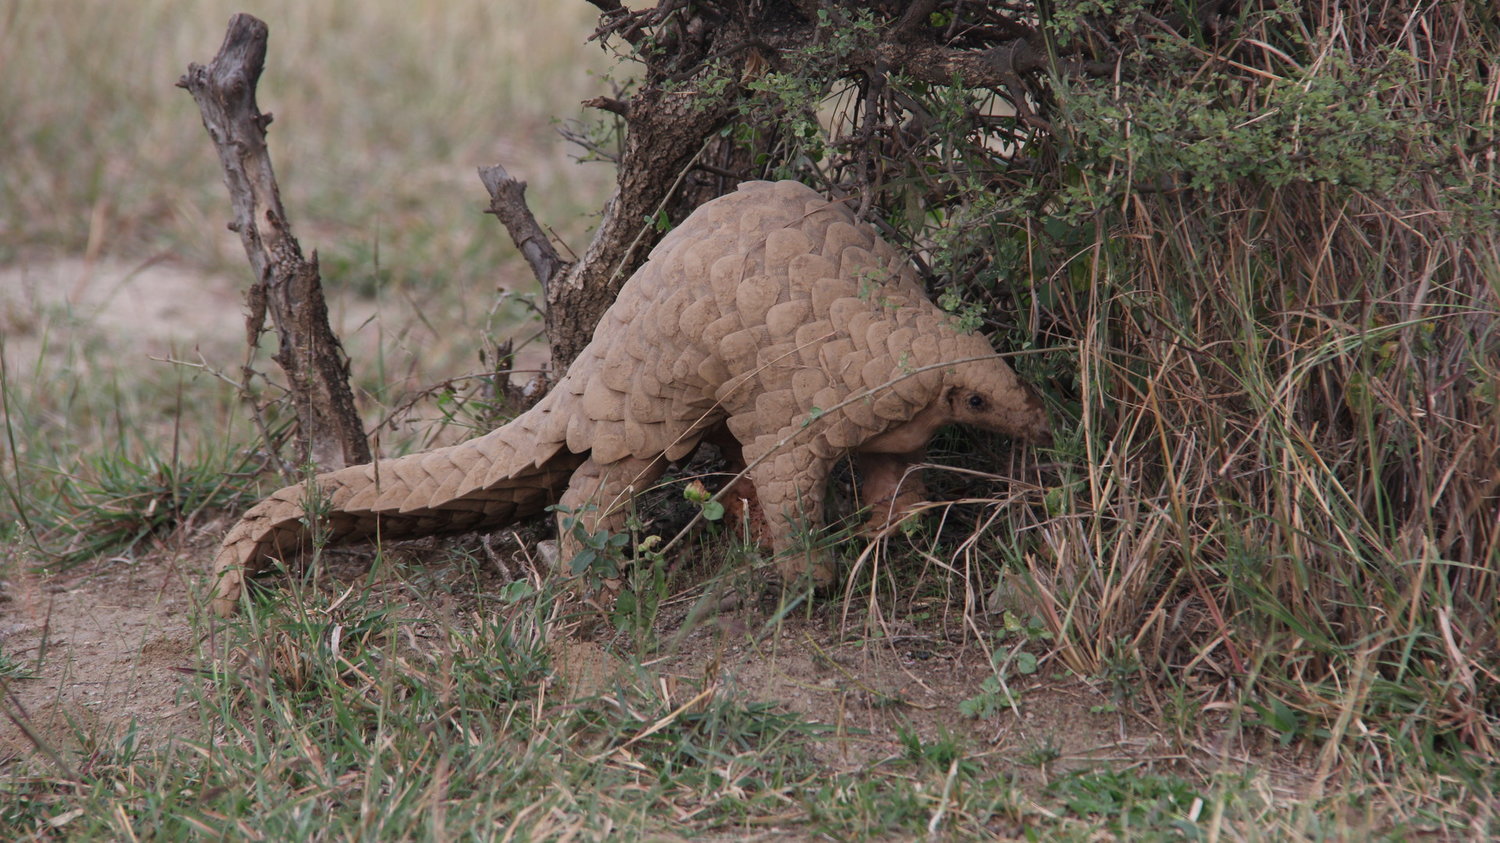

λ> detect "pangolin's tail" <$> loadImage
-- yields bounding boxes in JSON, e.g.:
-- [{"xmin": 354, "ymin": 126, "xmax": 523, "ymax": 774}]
[{"xmin": 209, "ymin": 412, "xmax": 584, "ymax": 616}]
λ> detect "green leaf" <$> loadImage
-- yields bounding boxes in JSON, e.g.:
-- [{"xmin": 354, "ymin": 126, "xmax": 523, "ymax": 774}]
[
  {"xmin": 1015, "ymin": 651, "xmax": 1038, "ymax": 675},
  {"xmin": 497, "ymin": 580, "xmax": 534, "ymax": 603}
]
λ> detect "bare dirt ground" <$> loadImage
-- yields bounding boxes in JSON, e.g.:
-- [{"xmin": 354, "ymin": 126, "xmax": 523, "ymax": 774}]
[
  {"xmin": 0, "ymin": 256, "xmax": 245, "ymax": 765},
  {"xmin": 0, "ymin": 258, "xmax": 1304, "ymax": 808},
  {"xmin": 0, "ymin": 538, "xmax": 204, "ymax": 762}
]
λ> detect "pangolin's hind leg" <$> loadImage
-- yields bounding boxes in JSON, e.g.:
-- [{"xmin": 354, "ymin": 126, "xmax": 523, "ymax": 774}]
[{"xmin": 555, "ymin": 454, "xmax": 670, "ymax": 571}]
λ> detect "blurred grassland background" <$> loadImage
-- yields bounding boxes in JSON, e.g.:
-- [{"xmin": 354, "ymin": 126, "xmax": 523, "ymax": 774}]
[
  {"xmin": 0, "ymin": 0, "xmax": 618, "ymax": 539},
  {"xmin": 1, "ymin": 0, "xmax": 614, "ymax": 268}
]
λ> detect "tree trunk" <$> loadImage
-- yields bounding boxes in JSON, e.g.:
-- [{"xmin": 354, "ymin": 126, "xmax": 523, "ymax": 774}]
[{"xmin": 544, "ymin": 86, "xmax": 733, "ymax": 373}]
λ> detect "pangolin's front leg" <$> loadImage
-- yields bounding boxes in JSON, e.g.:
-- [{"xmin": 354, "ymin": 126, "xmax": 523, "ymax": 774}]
[
  {"xmin": 856, "ymin": 450, "xmax": 929, "ymax": 535},
  {"xmin": 555, "ymin": 454, "xmax": 669, "ymax": 566}
]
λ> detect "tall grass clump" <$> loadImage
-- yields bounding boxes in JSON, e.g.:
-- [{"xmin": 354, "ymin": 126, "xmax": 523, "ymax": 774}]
[
  {"xmin": 991, "ymin": 0, "xmax": 1499, "ymax": 794},
  {"xmin": 696, "ymin": 0, "xmax": 1496, "ymax": 817}
]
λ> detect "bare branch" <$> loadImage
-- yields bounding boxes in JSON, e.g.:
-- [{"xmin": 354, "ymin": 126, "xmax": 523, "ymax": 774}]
[
  {"xmin": 588, "ymin": 0, "xmax": 651, "ymax": 47},
  {"xmin": 584, "ymin": 95, "xmax": 632, "ymax": 117},
  {"xmin": 478, "ymin": 164, "xmax": 570, "ymax": 290},
  {"xmin": 179, "ymin": 14, "xmax": 371, "ymax": 470},
  {"xmin": 868, "ymin": 36, "xmax": 1050, "ymax": 89}
]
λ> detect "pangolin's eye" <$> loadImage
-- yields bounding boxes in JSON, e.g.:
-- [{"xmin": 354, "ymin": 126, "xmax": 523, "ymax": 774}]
[{"xmin": 968, "ymin": 394, "xmax": 986, "ymax": 410}]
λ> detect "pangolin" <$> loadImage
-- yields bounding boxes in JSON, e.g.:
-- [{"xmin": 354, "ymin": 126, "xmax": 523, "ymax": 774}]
[{"xmin": 209, "ymin": 180, "xmax": 1050, "ymax": 616}]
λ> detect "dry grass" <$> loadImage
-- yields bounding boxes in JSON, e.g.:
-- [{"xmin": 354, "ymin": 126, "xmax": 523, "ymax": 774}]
[
  {"xmin": 972, "ymin": 5, "xmax": 1500, "ymax": 829},
  {"xmin": 1, "ymin": 0, "xmax": 613, "ymax": 265},
  {"xmin": 739, "ymin": 0, "xmax": 1499, "ymax": 831}
]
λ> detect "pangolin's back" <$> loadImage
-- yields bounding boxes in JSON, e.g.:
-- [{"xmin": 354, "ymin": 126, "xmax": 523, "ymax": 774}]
[{"xmin": 535, "ymin": 180, "xmax": 938, "ymax": 467}]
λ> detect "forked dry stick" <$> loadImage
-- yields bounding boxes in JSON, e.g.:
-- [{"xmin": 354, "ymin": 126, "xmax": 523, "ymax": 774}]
[{"xmin": 179, "ymin": 14, "xmax": 369, "ymax": 471}]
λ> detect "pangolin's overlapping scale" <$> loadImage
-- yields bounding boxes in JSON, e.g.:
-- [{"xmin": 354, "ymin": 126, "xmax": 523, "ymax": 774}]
[
  {"xmin": 735, "ymin": 275, "xmax": 784, "ymax": 329},
  {"xmin": 837, "ymin": 347, "xmax": 876, "ymax": 392},
  {"xmin": 843, "ymin": 309, "xmax": 877, "ymax": 346},
  {"xmin": 836, "ymin": 246, "xmax": 880, "ymax": 286},
  {"xmin": 791, "ymin": 368, "xmax": 829, "ymax": 408},
  {"xmin": 863, "ymin": 316, "xmax": 896, "ymax": 355},
  {"xmin": 827, "ymin": 296, "xmax": 869, "ymax": 329},
  {"xmin": 679, "ymin": 295, "xmax": 720, "ymax": 341},
  {"xmin": 765, "ymin": 299, "xmax": 813, "ymax": 342},
  {"xmin": 819, "ymin": 221, "xmax": 874, "ymax": 262},
  {"xmin": 764, "ymin": 227, "xmax": 814, "ymax": 275},
  {"xmin": 810, "ymin": 278, "xmax": 860, "ymax": 319},
  {"xmin": 207, "ymin": 414, "xmax": 584, "ymax": 615},
  {"xmin": 710, "ymin": 254, "xmax": 749, "ymax": 312},
  {"xmin": 816, "ymin": 336, "xmax": 855, "ymax": 379},
  {"xmin": 793, "ymin": 322, "xmax": 833, "ymax": 368},
  {"xmin": 719, "ymin": 326, "xmax": 769, "ymax": 376},
  {"xmin": 822, "ymin": 413, "xmax": 867, "ymax": 450}
]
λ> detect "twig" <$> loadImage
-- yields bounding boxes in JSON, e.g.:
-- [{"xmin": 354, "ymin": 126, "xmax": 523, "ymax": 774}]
[
  {"xmin": 583, "ymin": 95, "xmax": 632, "ymax": 117},
  {"xmin": 478, "ymin": 164, "xmax": 571, "ymax": 290}
]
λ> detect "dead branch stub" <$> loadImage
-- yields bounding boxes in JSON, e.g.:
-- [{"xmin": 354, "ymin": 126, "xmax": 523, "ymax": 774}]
[{"xmin": 179, "ymin": 13, "xmax": 370, "ymax": 472}]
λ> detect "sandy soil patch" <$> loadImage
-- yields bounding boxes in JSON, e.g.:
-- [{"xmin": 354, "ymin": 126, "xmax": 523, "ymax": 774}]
[
  {"xmin": 0, "ymin": 256, "xmax": 246, "ymax": 366},
  {"xmin": 1, "ymin": 541, "xmax": 201, "ymax": 763}
]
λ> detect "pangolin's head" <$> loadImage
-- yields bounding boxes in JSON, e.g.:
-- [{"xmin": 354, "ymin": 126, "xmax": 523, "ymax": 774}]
[{"xmin": 941, "ymin": 333, "xmax": 1051, "ymax": 446}]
